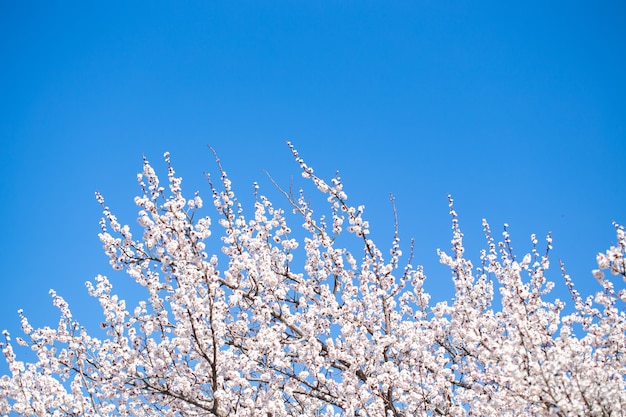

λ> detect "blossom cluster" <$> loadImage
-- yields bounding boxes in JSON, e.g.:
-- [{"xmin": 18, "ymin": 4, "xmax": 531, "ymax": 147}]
[{"xmin": 1, "ymin": 144, "xmax": 624, "ymax": 416}]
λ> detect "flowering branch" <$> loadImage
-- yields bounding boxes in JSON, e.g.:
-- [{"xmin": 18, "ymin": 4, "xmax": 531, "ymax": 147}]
[{"xmin": 1, "ymin": 144, "xmax": 624, "ymax": 416}]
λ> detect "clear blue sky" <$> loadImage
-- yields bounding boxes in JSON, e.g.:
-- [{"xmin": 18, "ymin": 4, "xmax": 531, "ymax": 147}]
[{"xmin": 1, "ymin": 1, "xmax": 624, "ymax": 367}]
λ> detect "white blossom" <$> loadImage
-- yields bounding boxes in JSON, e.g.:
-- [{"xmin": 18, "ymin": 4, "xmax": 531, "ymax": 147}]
[{"xmin": 1, "ymin": 144, "xmax": 625, "ymax": 416}]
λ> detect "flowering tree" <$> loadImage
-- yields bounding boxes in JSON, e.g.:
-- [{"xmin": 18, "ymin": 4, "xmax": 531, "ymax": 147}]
[{"xmin": 1, "ymin": 143, "xmax": 625, "ymax": 416}]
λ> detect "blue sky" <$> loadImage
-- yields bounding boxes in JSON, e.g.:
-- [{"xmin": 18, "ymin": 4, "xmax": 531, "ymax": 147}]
[{"xmin": 1, "ymin": 1, "xmax": 624, "ymax": 368}]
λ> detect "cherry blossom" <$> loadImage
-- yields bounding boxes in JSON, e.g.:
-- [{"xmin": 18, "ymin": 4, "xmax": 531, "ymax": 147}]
[{"xmin": 1, "ymin": 143, "xmax": 624, "ymax": 416}]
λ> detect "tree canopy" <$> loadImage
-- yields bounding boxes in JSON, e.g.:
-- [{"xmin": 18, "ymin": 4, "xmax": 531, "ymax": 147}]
[{"xmin": 2, "ymin": 144, "xmax": 625, "ymax": 416}]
